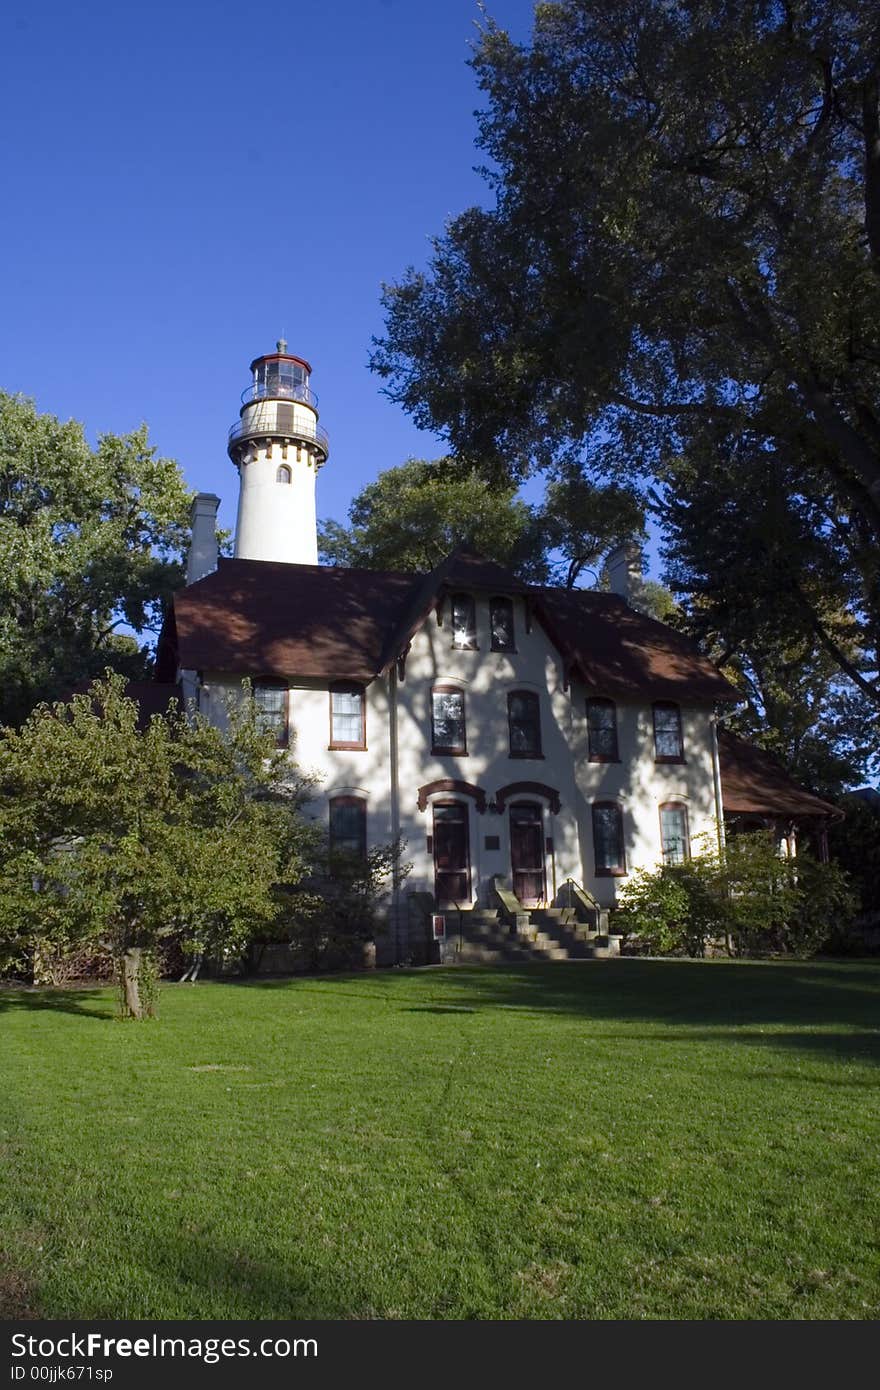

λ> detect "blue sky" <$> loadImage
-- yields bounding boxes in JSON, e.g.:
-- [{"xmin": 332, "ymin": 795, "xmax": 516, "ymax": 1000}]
[{"xmin": 1, "ymin": 0, "xmax": 545, "ymax": 541}]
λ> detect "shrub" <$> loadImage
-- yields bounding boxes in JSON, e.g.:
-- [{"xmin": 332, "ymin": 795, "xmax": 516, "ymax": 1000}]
[
  {"xmin": 274, "ymin": 837, "xmax": 411, "ymax": 973},
  {"xmin": 617, "ymin": 832, "xmax": 856, "ymax": 959}
]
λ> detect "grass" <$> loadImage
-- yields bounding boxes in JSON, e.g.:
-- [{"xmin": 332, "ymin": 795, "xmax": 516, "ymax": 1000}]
[{"xmin": 2, "ymin": 959, "xmax": 880, "ymax": 1320}]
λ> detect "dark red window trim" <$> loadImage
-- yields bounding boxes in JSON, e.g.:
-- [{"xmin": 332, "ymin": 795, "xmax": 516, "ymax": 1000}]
[
  {"xmin": 586, "ymin": 697, "xmax": 619, "ymax": 762},
  {"xmin": 653, "ymin": 701, "xmax": 685, "ymax": 763},
  {"xmin": 450, "ymin": 592, "xmax": 478, "ymax": 650},
  {"xmin": 592, "ymin": 800, "xmax": 627, "ymax": 877},
  {"xmin": 507, "ymin": 690, "xmax": 543, "ymax": 759},
  {"xmin": 417, "ymin": 780, "xmax": 486, "ymax": 813},
  {"xmin": 431, "ymin": 684, "xmax": 468, "ymax": 755},
  {"xmin": 328, "ymin": 682, "xmax": 367, "ymax": 750},
  {"xmin": 489, "ymin": 595, "xmax": 516, "ymax": 653}
]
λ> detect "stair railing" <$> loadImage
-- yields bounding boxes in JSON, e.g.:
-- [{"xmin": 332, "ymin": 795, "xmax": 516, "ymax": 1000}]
[{"xmin": 558, "ymin": 877, "xmax": 610, "ymax": 933}]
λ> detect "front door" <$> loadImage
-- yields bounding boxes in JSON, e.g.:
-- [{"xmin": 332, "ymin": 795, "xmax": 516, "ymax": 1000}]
[
  {"xmin": 510, "ymin": 802, "xmax": 545, "ymax": 905},
  {"xmin": 433, "ymin": 801, "xmax": 470, "ymax": 904}
]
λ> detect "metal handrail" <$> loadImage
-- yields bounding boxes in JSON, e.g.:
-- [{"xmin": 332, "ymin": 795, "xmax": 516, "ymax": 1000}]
[
  {"xmin": 227, "ymin": 415, "xmax": 330, "ymax": 455},
  {"xmin": 240, "ymin": 382, "xmax": 318, "ymax": 408},
  {"xmin": 560, "ymin": 875, "xmax": 599, "ymax": 908}
]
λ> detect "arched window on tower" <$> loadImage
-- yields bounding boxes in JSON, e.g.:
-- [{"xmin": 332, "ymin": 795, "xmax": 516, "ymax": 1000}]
[{"xmin": 276, "ymin": 464, "xmax": 292, "ymax": 484}]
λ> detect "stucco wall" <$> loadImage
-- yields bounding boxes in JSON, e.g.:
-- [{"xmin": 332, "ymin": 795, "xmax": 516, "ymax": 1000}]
[{"xmin": 233, "ymin": 444, "xmax": 320, "ymax": 566}]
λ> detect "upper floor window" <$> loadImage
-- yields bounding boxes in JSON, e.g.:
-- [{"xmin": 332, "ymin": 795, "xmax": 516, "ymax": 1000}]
[
  {"xmin": 329, "ymin": 683, "xmax": 366, "ymax": 750},
  {"xmin": 660, "ymin": 802, "xmax": 690, "ymax": 865},
  {"xmin": 587, "ymin": 698, "xmax": 619, "ymax": 761},
  {"xmin": 451, "ymin": 593, "xmax": 477, "ymax": 649},
  {"xmin": 490, "ymin": 596, "xmax": 515, "ymax": 652},
  {"xmin": 592, "ymin": 801, "xmax": 626, "ymax": 876},
  {"xmin": 276, "ymin": 464, "xmax": 292, "ymax": 484},
  {"xmin": 432, "ymin": 686, "xmax": 467, "ymax": 755},
  {"xmin": 508, "ymin": 690, "xmax": 542, "ymax": 758},
  {"xmin": 329, "ymin": 796, "xmax": 367, "ymax": 859},
  {"xmin": 253, "ymin": 682, "xmax": 288, "ymax": 747},
  {"xmin": 653, "ymin": 702, "xmax": 684, "ymax": 762}
]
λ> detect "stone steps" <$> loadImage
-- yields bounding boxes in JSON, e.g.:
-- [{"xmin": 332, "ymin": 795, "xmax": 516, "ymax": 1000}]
[{"xmin": 451, "ymin": 905, "xmax": 620, "ymax": 964}]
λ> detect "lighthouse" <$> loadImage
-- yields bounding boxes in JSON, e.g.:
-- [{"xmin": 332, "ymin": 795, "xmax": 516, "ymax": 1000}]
[{"xmin": 227, "ymin": 339, "xmax": 329, "ymax": 565}]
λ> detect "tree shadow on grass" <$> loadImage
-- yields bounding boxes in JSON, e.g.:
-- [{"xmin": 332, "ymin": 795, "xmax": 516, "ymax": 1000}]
[
  {"xmin": 600, "ymin": 1026, "xmax": 880, "ymax": 1072},
  {"xmin": 427, "ymin": 960, "xmax": 880, "ymax": 1029},
  {"xmin": 0, "ymin": 986, "xmax": 116, "ymax": 1021},
  {"xmin": 72, "ymin": 1229, "xmax": 372, "ymax": 1321},
  {"xmin": 224, "ymin": 961, "xmax": 880, "ymax": 1069}
]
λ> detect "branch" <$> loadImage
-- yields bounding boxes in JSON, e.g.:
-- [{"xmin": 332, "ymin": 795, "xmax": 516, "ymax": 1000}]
[
  {"xmin": 798, "ymin": 376, "xmax": 880, "ymax": 522},
  {"xmin": 805, "ymin": 607, "xmax": 880, "ymax": 708},
  {"xmin": 862, "ymin": 73, "xmax": 880, "ymax": 270},
  {"xmin": 608, "ymin": 391, "xmax": 741, "ymax": 420}
]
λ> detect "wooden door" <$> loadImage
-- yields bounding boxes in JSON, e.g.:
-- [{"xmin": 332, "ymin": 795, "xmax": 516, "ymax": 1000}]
[
  {"xmin": 433, "ymin": 802, "xmax": 470, "ymax": 904},
  {"xmin": 510, "ymin": 802, "xmax": 545, "ymax": 905}
]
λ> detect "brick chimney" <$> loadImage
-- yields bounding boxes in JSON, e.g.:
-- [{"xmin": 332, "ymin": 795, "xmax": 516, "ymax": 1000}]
[
  {"xmin": 606, "ymin": 540, "xmax": 643, "ymax": 604},
  {"xmin": 186, "ymin": 493, "xmax": 220, "ymax": 585}
]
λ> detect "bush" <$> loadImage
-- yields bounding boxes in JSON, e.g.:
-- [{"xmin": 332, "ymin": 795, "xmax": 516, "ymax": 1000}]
[
  {"xmin": 272, "ymin": 837, "xmax": 411, "ymax": 973},
  {"xmin": 615, "ymin": 858, "xmax": 721, "ymax": 956},
  {"xmin": 617, "ymin": 832, "xmax": 856, "ymax": 959}
]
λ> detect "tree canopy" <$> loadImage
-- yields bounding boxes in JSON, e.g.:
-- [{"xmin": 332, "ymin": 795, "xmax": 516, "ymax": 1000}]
[
  {"xmin": 0, "ymin": 674, "xmax": 318, "ymax": 1015},
  {"xmin": 0, "ymin": 392, "xmax": 192, "ymax": 727},
  {"xmin": 319, "ymin": 454, "xmax": 652, "ymax": 593},
  {"xmin": 371, "ymin": 0, "xmax": 880, "ymax": 770},
  {"xmin": 319, "ymin": 457, "xmax": 547, "ymax": 577}
]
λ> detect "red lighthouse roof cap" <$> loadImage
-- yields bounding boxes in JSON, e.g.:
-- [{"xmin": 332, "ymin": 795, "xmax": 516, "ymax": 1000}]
[{"xmin": 249, "ymin": 347, "xmax": 312, "ymax": 374}]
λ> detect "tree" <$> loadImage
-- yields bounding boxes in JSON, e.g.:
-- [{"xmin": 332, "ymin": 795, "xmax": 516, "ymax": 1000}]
[
  {"xmin": 658, "ymin": 447, "xmax": 879, "ymax": 788},
  {"xmin": 0, "ymin": 392, "xmax": 192, "ymax": 726},
  {"xmin": 281, "ymin": 838, "xmax": 412, "ymax": 973},
  {"xmin": 319, "ymin": 454, "xmax": 650, "ymax": 592},
  {"xmin": 372, "ymin": 0, "xmax": 880, "ymax": 718},
  {"xmin": 319, "ymin": 456, "xmax": 549, "ymax": 577},
  {"xmin": 616, "ymin": 831, "xmax": 856, "ymax": 957},
  {"xmin": 0, "ymin": 674, "xmax": 318, "ymax": 1016}
]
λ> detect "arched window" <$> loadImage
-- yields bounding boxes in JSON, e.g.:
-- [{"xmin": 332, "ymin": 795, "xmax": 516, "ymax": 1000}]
[
  {"xmin": 508, "ymin": 690, "xmax": 542, "ymax": 758},
  {"xmin": 653, "ymin": 702, "xmax": 684, "ymax": 762},
  {"xmin": 329, "ymin": 683, "xmax": 366, "ymax": 750},
  {"xmin": 431, "ymin": 685, "xmax": 467, "ymax": 754},
  {"xmin": 276, "ymin": 464, "xmax": 292, "ymax": 484},
  {"xmin": 329, "ymin": 796, "xmax": 367, "ymax": 859},
  {"xmin": 450, "ymin": 593, "xmax": 477, "ymax": 649},
  {"xmin": 587, "ymin": 698, "xmax": 619, "ymax": 762},
  {"xmin": 659, "ymin": 802, "xmax": 690, "ymax": 865},
  {"xmin": 490, "ymin": 596, "xmax": 515, "ymax": 651},
  {"xmin": 592, "ymin": 801, "xmax": 626, "ymax": 876}
]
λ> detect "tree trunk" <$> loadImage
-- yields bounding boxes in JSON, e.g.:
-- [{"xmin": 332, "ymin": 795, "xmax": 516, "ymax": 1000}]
[{"xmin": 122, "ymin": 947, "xmax": 143, "ymax": 1019}]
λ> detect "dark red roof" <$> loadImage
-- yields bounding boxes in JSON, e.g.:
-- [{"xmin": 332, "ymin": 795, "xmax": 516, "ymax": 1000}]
[
  {"xmin": 160, "ymin": 552, "xmax": 738, "ymax": 701},
  {"xmin": 536, "ymin": 588, "xmax": 740, "ymax": 702},
  {"xmin": 164, "ymin": 558, "xmax": 417, "ymax": 684},
  {"xmin": 718, "ymin": 729, "xmax": 841, "ymax": 819}
]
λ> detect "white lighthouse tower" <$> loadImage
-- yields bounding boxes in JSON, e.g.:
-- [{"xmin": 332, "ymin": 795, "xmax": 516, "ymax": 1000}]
[{"xmin": 228, "ymin": 339, "xmax": 329, "ymax": 565}]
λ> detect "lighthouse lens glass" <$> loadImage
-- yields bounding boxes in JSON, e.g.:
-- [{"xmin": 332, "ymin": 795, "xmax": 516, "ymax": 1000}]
[{"xmin": 256, "ymin": 360, "xmax": 309, "ymax": 402}]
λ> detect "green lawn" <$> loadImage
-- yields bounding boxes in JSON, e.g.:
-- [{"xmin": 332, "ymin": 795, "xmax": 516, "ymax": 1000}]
[{"xmin": 2, "ymin": 960, "xmax": 879, "ymax": 1320}]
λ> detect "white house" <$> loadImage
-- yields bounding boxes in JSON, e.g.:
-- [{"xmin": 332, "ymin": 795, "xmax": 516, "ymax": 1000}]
[{"xmin": 154, "ymin": 343, "xmax": 838, "ymax": 962}]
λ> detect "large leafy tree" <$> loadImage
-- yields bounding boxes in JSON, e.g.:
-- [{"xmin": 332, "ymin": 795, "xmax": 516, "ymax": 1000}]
[
  {"xmin": 319, "ymin": 457, "xmax": 546, "ymax": 576},
  {"xmin": 0, "ymin": 392, "xmax": 192, "ymax": 726},
  {"xmin": 0, "ymin": 675, "xmax": 318, "ymax": 1016},
  {"xmin": 372, "ymin": 1, "xmax": 880, "ymax": 731},
  {"xmin": 659, "ymin": 443, "xmax": 879, "ymax": 787},
  {"xmin": 319, "ymin": 454, "xmax": 648, "ymax": 591}
]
